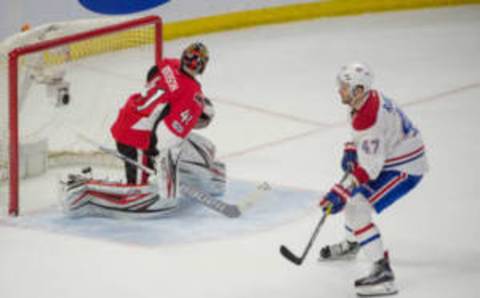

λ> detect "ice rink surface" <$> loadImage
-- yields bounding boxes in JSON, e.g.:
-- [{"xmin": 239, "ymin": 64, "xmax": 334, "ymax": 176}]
[{"xmin": 1, "ymin": 5, "xmax": 480, "ymax": 298}]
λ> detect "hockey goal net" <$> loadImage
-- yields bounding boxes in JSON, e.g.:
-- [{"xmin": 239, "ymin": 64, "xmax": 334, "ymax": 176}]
[{"xmin": 0, "ymin": 15, "xmax": 162, "ymax": 216}]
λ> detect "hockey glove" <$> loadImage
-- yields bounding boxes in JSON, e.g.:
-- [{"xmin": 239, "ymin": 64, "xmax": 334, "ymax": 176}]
[
  {"xmin": 319, "ymin": 184, "xmax": 351, "ymax": 214},
  {"xmin": 341, "ymin": 142, "xmax": 358, "ymax": 173},
  {"xmin": 194, "ymin": 97, "xmax": 215, "ymax": 129}
]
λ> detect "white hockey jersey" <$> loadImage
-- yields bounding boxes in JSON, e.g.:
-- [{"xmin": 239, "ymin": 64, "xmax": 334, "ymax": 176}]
[{"xmin": 349, "ymin": 90, "xmax": 428, "ymax": 183}]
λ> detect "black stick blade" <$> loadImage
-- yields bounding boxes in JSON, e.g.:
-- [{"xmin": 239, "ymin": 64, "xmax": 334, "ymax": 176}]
[{"xmin": 279, "ymin": 245, "xmax": 303, "ymax": 265}]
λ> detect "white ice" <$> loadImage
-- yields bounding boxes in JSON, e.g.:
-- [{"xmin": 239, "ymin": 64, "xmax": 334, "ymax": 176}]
[{"xmin": 1, "ymin": 5, "xmax": 480, "ymax": 298}]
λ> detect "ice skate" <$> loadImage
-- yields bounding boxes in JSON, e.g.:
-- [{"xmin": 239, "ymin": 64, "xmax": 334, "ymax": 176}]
[
  {"xmin": 355, "ymin": 256, "xmax": 398, "ymax": 297},
  {"xmin": 318, "ymin": 239, "xmax": 360, "ymax": 261}
]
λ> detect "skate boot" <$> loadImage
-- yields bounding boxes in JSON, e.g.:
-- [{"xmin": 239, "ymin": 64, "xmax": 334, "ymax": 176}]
[
  {"xmin": 319, "ymin": 239, "xmax": 360, "ymax": 261},
  {"xmin": 355, "ymin": 255, "xmax": 398, "ymax": 297}
]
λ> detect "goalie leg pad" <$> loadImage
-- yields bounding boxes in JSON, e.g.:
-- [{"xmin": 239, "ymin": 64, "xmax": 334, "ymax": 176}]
[
  {"xmin": 179, "ymin": 133, "xmax": 226, "ymax": 196},
  {"xmin": 179, "ymin": 160, "xmax": 226, "ymax": 196},
  {"xmin": 61, "ymin": 179, "xmax": 178, "ymax": 219}
]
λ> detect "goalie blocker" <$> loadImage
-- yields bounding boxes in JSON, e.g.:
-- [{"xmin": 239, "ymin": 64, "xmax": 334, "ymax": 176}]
[{"xmin": 60, "ymin": 133, "xmax": 226, "ymax": 218}]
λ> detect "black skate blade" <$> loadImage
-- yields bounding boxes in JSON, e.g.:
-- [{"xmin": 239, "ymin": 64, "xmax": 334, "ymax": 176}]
[{"xmin": 280, "ymin": 245, "xmax": 303, "ymax": 265}]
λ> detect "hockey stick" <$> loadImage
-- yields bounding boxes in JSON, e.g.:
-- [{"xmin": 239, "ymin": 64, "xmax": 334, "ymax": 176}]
[
  {"xmin": 179, "ymin": 184, "xmax": 241, "ymax": 218},
  {"xmin": 75, "ymin": 132, "xmax": 242, "ymax": 218},
  {"xmin": 76, "ymin": 132, "xmax": 157, "ymax": 175},
  {"xmin": 279, "ymin": 206, "xmax": 331, "ymax": 265},
  {"xmin": 237, "ymin": 181, "xmax": 271, "ymax": 212},
  {"xmin": 280, "ymin": 173, "xmax": 349, "ymax": 265}
]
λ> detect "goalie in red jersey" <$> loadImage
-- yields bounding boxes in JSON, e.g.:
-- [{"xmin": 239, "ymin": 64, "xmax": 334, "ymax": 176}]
[
  {"xmin": 60, "ymin": 42, "xmax": 225, "ymax": 218},
  {"xmin": 111, "ymin": 42, "xmax": 212, "ymax": 186}
]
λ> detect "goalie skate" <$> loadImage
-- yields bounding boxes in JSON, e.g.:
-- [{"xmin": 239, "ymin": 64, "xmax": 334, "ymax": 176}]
[
  {"xmin": 355, "ymin": 257, "xmax": 398, "ymax": 297},
  {"xmin": 318, "ymin": 240, "xmax": 360, "ymax": 261}
]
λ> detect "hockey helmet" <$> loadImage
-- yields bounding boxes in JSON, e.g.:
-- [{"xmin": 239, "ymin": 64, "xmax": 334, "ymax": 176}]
[
  {"xmin": 181, "ymin": 42, "xmax": 209, "ymax": 76},
  {"xmin": 336, "ymin": 62, "xmax": 374, "ymax": 96}
]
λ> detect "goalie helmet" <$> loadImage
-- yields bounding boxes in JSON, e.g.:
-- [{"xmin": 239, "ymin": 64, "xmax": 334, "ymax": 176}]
[
  {"xmin": 181, "ymin": 42, "xmax": 209, "ymax": 76},
  {"xmin": 336, "ymin": 62, "xmax": 374, "ymax": 96}
]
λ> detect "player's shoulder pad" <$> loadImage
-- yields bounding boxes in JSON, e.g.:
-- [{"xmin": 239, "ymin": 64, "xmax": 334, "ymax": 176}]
[{"xmin": 352, "ymin": 90, "xmax": 380, "ymax": 131}]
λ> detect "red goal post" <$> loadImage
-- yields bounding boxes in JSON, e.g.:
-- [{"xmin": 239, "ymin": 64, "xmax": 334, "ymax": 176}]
[{"xmin": 1, "ymin": 15, "xmax": 162, "ymax": 216}]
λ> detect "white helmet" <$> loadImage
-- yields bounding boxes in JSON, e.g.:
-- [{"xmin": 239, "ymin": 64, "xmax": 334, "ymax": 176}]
[{"xmin": 336, "ymin": 62, "xmax": 374, "ymax": 95}]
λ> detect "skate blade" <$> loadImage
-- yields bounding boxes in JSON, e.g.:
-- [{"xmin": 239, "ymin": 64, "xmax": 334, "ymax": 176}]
[{"xmin": 356, "ymin": 281, "xmax": 398, "ymax": 297}]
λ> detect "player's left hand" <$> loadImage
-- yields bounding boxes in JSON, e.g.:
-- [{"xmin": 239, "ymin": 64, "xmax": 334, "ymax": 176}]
[{"xmin": 319, "ymin": 184, "xmax": 351, "ymax": 214}]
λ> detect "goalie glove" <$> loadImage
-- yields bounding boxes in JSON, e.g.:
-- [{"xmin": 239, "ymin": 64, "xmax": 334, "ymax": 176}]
[{"xmin": 194, "ymin": 97, "xmax": 215, "ymax": 129}]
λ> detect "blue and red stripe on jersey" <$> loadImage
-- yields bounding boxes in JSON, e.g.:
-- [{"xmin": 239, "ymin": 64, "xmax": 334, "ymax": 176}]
[{"xmin": 384, "ymin": 145, "xmax": 425, "ymax": 169}]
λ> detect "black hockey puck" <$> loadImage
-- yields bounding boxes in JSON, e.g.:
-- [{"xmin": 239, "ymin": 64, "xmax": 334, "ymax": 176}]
[
  {"xmin": 62, "ymin": 93, "xmax": 70, "ymax": 105},
  {"xmin": 82, "ymin": 166, "xmax": 92, "ymax": 174}
]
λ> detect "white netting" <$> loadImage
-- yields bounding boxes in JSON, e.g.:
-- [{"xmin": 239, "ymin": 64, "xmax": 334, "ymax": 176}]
[{"xmin": 0, "ymin": 16, "xmax": 161, "ymax": 215}]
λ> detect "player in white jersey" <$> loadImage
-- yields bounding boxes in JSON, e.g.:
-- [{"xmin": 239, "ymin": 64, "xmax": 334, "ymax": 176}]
[{"xmin": 318, "ymin": 63, "xmax": 428, "ymax": 297}]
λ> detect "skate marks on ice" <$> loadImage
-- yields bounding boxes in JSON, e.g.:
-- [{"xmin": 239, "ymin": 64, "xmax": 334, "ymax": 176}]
[{"xmin": 3, "ymin": 179, "xmax": 319, "ymax": 246}]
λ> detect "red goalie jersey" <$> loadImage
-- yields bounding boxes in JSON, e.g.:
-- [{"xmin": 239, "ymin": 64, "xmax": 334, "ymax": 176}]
[{"xmin": 111, "ymin": 58, "xmax": 204, "ymax": 150}]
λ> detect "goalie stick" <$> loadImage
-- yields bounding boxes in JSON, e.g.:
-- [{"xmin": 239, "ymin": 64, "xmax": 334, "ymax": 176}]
[
  {"xmin": 179, "ymin": 184, "xmax": 240, "ymax": 218},
  {"xmin": 237, "ymin": 181, "xmax": 271, "ymax": 212},
  {"xmin": 76, "ymin": 133, "xmax": 157, "ymax": 174},
  {"xmin": 75, "ymin": 133, "xmax": 268, "ymax": 218}
]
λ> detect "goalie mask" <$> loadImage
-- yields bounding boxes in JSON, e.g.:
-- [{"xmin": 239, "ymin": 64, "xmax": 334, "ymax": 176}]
[{"xmin": 181, "ymin": 42, "xmax": 209, "ymax": 76}]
